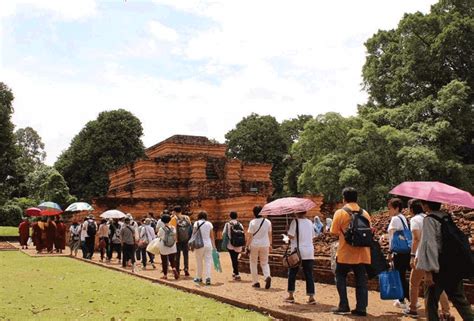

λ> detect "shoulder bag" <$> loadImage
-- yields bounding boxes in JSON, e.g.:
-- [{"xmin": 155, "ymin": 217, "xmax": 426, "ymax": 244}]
[{"xmin": 282, "ymin": 219, "xmax": 302, "ymax": 268}]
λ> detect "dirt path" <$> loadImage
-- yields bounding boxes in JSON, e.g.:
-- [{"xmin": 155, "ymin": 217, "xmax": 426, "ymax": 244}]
[{"xmin": 17, "ymin": 244, "xmax": 465, "ymax": 320}]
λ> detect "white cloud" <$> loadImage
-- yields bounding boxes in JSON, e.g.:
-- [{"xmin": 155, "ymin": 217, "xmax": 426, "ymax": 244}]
[
  {"xmin": 148, "ymin": 20, "xmax": 179, "ymax": 42},
  {"xmin": 0, "ymin": 0, "xmax": 97, "ymax": 20}
]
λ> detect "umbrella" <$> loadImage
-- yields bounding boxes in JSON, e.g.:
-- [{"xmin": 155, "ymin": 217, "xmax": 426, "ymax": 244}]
[
  {"xmin": 38, "ymin": 201, "xmax": 62, "ymax": 211},
  {"xmin": 40, "ymin": 208, "xmax": 63, "ymax": 216},
  {"xmin": 25, "ymin": 207, "xmax": 41, "ymax": 217},
  {"xmin": 100, "ymin": 209, "xmax": 126, "ymax": 219},
  {"xmin": 389, "ymin": 181, "xmax": 474, "ymax": 209},
  {"xmin": 260, "ymin": 197, "xmax": 316, "ymax": 216},
  {"xmin": 65, "ymin": 202, "xmax": 93, "ymax": 212}
]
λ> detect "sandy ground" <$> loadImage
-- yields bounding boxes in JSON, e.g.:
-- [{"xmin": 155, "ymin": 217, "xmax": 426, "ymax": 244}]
[{"xmin": 16, "ymin": 243, "xmax": 466, "ymax": 321}]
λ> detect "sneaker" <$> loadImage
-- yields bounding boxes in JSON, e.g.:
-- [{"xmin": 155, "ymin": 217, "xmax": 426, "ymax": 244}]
[
  {"xmin": 351, "ymin": 310, "xmax": 367, "ymax": 317},
  {"xmin": 205, "ymin": 278, "xmax": 211, "ymax": 286},
  {"xmin": 252, "ymin": 282, "xmax": 261, "ymax": 288},
  {"xmin": 193, "ymin": 277, "xmax": 202, "ymax": 283},
  {"xmin": 393, "ymin": 300, "xmax": 407, "ymax": 309},
  {"xmin": 264, "ymin": 277, "xmax": 272, "ymax": 289},
  {"xmin": 151, "ymin": 263, "xmax": 156, "ymax": 269},
  {"xmin": 403, "ymin": 308, "xmax": 418, "ymax": 318},
  {"xmin": 307, "ymin": 297, "xmax": 316, "ymax": 305},
  {"xmin": 331, "ymin": 307, "xmax": 350, "ymax": 315},
  {"xmin": 234, "ymin": 275, "xmax": 241, "ymax": 281},
  {"xmin": 131, "ymin": 263, "xmax": 136, "ymax": 273},
  {"xmin": 284, "ymin": 297, "xmax": 295, "ymax": 304},
  {"xmin": 172, "ymin": 269, "xmax": 179, "ymax": 280},
  {"xmin": 184, "ymin": 271, "xmax": 190, "ymax": 277}
]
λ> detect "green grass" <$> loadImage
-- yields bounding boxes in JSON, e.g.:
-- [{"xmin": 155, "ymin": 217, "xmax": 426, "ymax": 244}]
[
  {"xmin": 0, "ymin": 252, "xmax": 268, "ymax": 320},
  {"xmin": 0, "ymin": 226, "xmax": 18, "ymax": 237}
]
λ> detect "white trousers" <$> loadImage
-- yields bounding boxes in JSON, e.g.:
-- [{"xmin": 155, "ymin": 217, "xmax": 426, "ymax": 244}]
[
  {"xmin": 249, "ymin": 246, "xmax": 271, "ymax": 283},
  {"xmin": 195, "ymin": 246, "xmax": 212, "ymax": 280}
]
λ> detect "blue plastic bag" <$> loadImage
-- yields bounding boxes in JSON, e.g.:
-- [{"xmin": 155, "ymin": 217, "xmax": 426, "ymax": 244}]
[
  {"xmin": 390, "ymin": 217, "xmax": 412, "ymax": 254},
  {"xmin": 379, "ymin": 269, "xmax": 403, "ymax": 300}
]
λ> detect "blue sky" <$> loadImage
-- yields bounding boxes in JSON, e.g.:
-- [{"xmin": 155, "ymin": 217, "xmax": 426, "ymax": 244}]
[{"xmin": 0, "ymin": 0, "xmax": 436, "ymax": 164}]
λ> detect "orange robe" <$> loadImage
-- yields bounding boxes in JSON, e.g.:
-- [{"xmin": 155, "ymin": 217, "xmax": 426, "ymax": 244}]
[
  {"xmin": 45, "ymin": 221, "xmax": 57, "ymax": 252},
  {"xmin": 32, "ymin": 223, "xmax": 46, "ymax": 251},
  {"xmin": 54, "ymin": 222, "xmax": 66, "ymax": 250}
]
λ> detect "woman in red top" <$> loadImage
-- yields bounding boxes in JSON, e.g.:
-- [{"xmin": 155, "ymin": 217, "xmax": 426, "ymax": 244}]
[
  {"xmin": 18, "ymin": 218, "xmax": 30, "ymax": 249},
  {"xmin": 54, "ymin": 217, "xmax": 66, "ymax": 253}
]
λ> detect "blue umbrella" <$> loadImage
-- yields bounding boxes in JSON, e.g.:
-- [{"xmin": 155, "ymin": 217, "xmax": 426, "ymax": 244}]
[{"xmin": 38, "ymin": 201, "xmax": 62, "ymax": 211}]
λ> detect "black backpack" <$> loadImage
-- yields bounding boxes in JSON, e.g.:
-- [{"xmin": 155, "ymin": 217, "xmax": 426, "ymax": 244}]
[
  {"xmin": 343, "ymin": 207, "xmax": 372, "ymax": 247},
  {"xmin": 229, "ymin": 222, "xmax": 246, "ymax": 247},
  {"xmin": 87, "ymin": 221, "xmax": 97, "ymax": 237},
  {"xmin": 428, "ymin": 214, "xmax": 474, "ymax": 283}
]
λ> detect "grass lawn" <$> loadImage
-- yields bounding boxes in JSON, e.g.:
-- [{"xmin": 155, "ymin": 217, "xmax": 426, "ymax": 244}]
[
  {"xmin": 0, "ymin": 252, "xmax": 268, "ymax": 320},
  {"xmin": 0, "ymin": 226, "xmax": 18, "ymax": 237}
]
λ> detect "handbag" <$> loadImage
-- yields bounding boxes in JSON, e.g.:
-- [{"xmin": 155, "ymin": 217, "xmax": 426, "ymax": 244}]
[
  {"xmin": 390, "ymin": 216, "xmax": 412, "ymax": 254},
  {"xmin": 282, "ymin": 219, "xmax": 301, "ymax": 268},
  {"xmin": 146, "ymin": 238, "xmax": 161, "ymax": 255},
  {"xmin": 379, "ymin": 268, "xmax": 404, "ymax": 300},
  {"xmin": 188, "ymin": 222, "xmax": 205, "ymax": 251}
]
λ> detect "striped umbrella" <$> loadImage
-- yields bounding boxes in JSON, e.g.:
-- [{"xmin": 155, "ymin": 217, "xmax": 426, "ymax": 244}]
[
  {"xmin": 38, "ymin": 202, "xmax": 62, "ymax": 211},
  {"xmin": 65, "ymin": 202, "xmax": 93, "ymax": 212}
]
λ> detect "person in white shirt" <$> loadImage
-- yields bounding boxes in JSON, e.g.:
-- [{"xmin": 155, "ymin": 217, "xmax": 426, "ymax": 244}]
[
  {"xmin": 246, "ymin": 206, "xmax": 272, "ymax": 289},
  {"xmin": 80, "ymin": 217, "xmax": 88, "ymax": 259},
  {"xmin": 192, "ymin": 211, "xmax": 216, "ymax": 286},
  {"xmin": 285, "ymin": 211, "xmax": 316, "ymax": 304},
  {"xmin": 404, "ymin": 199, "xmax": 451, "ymax": 318},
  {"xmin": 69, "ymin": 220, "xmax": 81, "ymax": 257},
  {"xmin": 387, "ymin": 198, "xmax": 411, "ymax": 309},
  {"xmin": 139, "ymin": 218, "xmax": 157, "ymax": 270},
  {"xmin": 157, "ymin": 215, "xmax": 179, "ymax": 280}
]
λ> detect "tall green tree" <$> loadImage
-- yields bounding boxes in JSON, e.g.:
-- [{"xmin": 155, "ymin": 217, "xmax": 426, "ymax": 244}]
[
  {"xmin": 55, "ymin": 109, "xmax": 145, "ymax": 201},
  {"xmin": 0, "ymin": 82, "xmax": 18, "ymax": 204},
  {"xmin": 225, "ymin": 113, "xmax": 288, "ymax": 195},
  {"xmin": 15, "ymin": 127, "xmax": 46, "ymax": 166}
]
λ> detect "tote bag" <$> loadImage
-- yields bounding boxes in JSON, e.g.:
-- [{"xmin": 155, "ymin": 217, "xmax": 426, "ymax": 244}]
[
  {"xmin": 146, "ymin": 238, "xmax": 161, "ymax": 255},
  {"xmin": 390, "ymin": 216, "xmax": 412, "ymax": 254},
  {"xmin": 379, "ymin": 269, "xmax": 403, "ymax": 300}
]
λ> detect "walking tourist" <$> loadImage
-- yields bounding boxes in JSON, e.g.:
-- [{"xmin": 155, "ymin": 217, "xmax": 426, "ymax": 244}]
[
  {"xmin": 330, "ymin": 187, "xmax": 371, "ymax": 317},
  {"xmin": 192, "ymin": 211, "xmax": 215, "ymax": 285},
  {"xmin": 121, "ymin": 217, "xmax": 136, "ymax": 272},
  {"xmin": 172, "ymin": 206, "xmax": 192, "ymax": 276},
  {"xmin": 387, "ymin": 198, "xmax": 411, "ymax": 309},
  {"xmin": 417, "ymin": 200, "xmax": 473, "ymax": 321},
  {"xmin": 80, "ymin": 217, "xmax": 88, "ymax": 258},
  {"xmin": 98, "ymin": 219, "xmax": 109, "ymax": 262},
  {"xmin": 157, "ymin": 214, "xmax": 179, "ymax": 279},
  {"xmin": 108, "ymin": 218, "xmax": 122, "ymax": 261},
  {"xmin": 54, "ymin": 217, "xmax": 66, "ymax": 254},
  {"xmin": 285, "ymin": 211, "xmax": 316, "ymax": 305},
  {"xmin": 404, "ymin": 199, "xmax": 451, "ymax": 319},
  {"xmin": 84, "ymin": 215, "xmax": 97, "ymax": 259},
  {"xmin": 246, "ymin": 205, "xmax": 272, "ymax": 289},
  {"xmin": 138, "ymin": 218, "xmax": 156, "ymax": 269},
  {"xmin": 69, "ymin": 220, "xmax": 81, "ymax": 257},
  {"xmin": 222, "ymin": 211, "xmax": 244, "ymax": 280},
  {"xmin": 45, "ymin": 216, "xmax": 57, "ymax": 253},
  {"xmin": 18, "ymin": 217, "xmax": 30, "ymax": 249}
]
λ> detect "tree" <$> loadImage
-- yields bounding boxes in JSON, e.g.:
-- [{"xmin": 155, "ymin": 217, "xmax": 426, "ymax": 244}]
[
  {"xmin": 225, "ymin": 113, "xmax": 288, "ymax": 195},
  {"xmin": 15, "ymin": 127, "xmax": 46, "ymax": 166},
  {"xmin": 0, "ymin": 82, "xmax": 18, "ymax": 204},
  {"xmin": 55, "ymin": 109, "xmax": 146, "ymax": 201}
]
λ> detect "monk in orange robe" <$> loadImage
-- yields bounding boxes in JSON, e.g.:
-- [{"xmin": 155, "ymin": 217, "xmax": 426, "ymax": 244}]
[
  {"xmin": 45, "ymin": 217, "xmax": 57, "ymax": 253},
  {"xmin": 18, "ymin": 218, "xmax": 30, "ymax": 249},
  {"xmin": 54, "ymin": 218, "xmax": 66, "ymax": 253},
  {"xmin": 32, "ymin": 219, "xmax": 47, "ymax": 253}
]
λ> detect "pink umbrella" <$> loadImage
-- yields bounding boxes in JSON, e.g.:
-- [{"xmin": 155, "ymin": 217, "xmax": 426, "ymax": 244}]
[
  {"xmin": 25, "ymin": 207, "xmax": 41, "ymax": 217},
  {"xmin": 389, "ymin": 181, "xmax": 474, "ymax": 209},
  {"xmin": 260, "ymin": 197, "xmax": 316, "ymax": 216}
]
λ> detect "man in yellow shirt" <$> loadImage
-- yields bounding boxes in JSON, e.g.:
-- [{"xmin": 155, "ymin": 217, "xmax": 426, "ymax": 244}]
[{"xmin": 330, "ymin": 187, "xmax": 371, "ymax": 316}]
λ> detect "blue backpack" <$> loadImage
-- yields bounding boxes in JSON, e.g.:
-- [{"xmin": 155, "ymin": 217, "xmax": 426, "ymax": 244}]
[{"xmin": 390, "ymin": 216, "xmax": 412, "ymax": 254}]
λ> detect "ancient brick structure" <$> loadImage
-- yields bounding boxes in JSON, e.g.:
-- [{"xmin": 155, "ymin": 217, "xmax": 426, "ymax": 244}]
[{"xmin": 92, "ymin": 135, "xmax": 276, "ymax": 233}]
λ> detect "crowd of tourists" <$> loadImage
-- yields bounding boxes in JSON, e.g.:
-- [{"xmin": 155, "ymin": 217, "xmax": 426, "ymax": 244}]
[{"xmin": 17, "ymin": 187, "xmax": 473, "ymax": 320}]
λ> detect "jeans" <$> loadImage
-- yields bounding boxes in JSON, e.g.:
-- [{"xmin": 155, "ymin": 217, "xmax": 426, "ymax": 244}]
[
  {"xmin": 195, "ymin": 246, "xmax": 213, "ymax": 280},
  {"xmin": 140, "ymin": 247, "xmax": 155, "ymax": 268},
  {"xmin": 425, "ymin": 277, "xmax": 473, "ymax": 321},
  {"xmin": 393, "ymin": 252, "xmax": 411, "ymax": 302},
  {"xmin": 108, "ymin": 242, "xmax": 121, "ymax": 260},
  {"xmin": 228, "ymin": 249, "xmax": 240, "ymax": 275},
  {"xmin": 81, "ymin": 240, "xmax": 87, "ymax": 258},
  {"xmin": 85, "ymin": 237, "xmax": 95, "ymax": 259},
  {"xmin": 409, "ymin": 268, "xmax": 450, "ymax": 313},
  {"xmin": 288, "ymin": 259, "xmax": 315, "ymax": 295},
  {"xmin": 161, "ymin": 253, "xmax": 176, "ymax": 275},
  {"xmin": 122, "ymin": 243, "xmax": 135, "ymax": 267},
  {"xmin": 176, "ymin": 242, "xmax": 189, "ymax": 273},
  {"xmin": 335, "ymin": 262, "xmax": 368, "ymax": 312},
  {"xmin": 249, "ymin": 246, "xmax": 271, "ymax": 283}
]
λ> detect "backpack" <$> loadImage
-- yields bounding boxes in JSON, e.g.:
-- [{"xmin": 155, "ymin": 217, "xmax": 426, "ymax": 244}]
[
  {"xmin": 111, "ymin": 225, "xmax": 121, "ymax": 243},
  {"xmin": 163, "ymin": 226, "xmax": 176, "ymax": 247},
  {"xmin": 229, "ymin": 221, "xmax": 245, "ymax": 247},
  {"xmin": 87, "ymin": 221, "xmax": 97, "ymax": 237},
  {"xmin": 177, "ymin": 217, "xmax": 191, "ymax": 242},
  {"xmin": 390, "ymin": 216, "xmax": 412, "ymax": 254},
  {"xmin": 71, "ymin": 225, "xmax": 80, "ymax": 241},
  {"xmin": 343, "ymin": 207, "xmax": 372, "ymax": 247},
  {"xmin": 428, "ymin": 214, "xmax": 474, "ymax": 283}
]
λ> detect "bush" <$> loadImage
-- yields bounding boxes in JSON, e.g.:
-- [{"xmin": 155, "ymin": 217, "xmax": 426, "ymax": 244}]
[{"xmin": 0, "ymin": 204, "xmax": 23, "ymax": 226}]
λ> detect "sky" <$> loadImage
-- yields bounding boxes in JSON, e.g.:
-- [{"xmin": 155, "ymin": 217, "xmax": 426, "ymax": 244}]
[{"xmin": 0, "ymin": 0, "xmax": 437, "ymax": 165}]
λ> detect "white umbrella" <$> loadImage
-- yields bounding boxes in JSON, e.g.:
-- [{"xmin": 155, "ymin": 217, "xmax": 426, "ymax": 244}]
[
  {"xmin": 65, "ymin": 202, "xmax": 94, "ymax": 212},
  {"xmin": 100, "ymin": 209, "xmax": 126, "ymax": 219}
]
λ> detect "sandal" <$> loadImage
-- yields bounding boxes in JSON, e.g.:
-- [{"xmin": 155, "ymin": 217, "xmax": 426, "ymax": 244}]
[
  {"xmin": 284, "ymin": 297, "xmax": 295, "ymax": 304},
  {"xmin": 307, "ymin": 298, "xmax": 316, "ymax": 305}
]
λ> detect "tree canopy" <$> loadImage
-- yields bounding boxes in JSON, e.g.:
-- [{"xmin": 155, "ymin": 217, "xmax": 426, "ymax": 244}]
[{"xmin": 55, "ymin": 109, "xmax": 145, "ymax": 201}]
